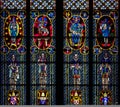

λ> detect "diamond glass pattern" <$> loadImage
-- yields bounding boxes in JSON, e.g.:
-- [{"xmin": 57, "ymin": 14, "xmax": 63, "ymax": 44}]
[
  {"xmin": 93, "ymin": 0, "xmax": 118, "ymax": 9},
  {"xmin": 0, "ymin": 0, "xmax": 26, "ymax": 9},
  {"xmin": 30, "ymin": 0, "xmax": 56, "ymax": 9},
  {"xmin": 63, "ymin": 0, "xmax": 89, "ymax": 10}
]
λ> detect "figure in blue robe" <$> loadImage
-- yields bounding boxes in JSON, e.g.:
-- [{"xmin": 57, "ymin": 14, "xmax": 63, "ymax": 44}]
[
  {"xmin": 9, "ymin": 55, "xmax": 19, "ymax": 90},
  {"xmin": 70, "ymin": 16, "xmax": 83, "ymax": 45},
  {"xmin": 102, "ymin": 97, "xmax": 108, "ymax": 105},
  {"xmin": 100, "ymin": 18, "xmax": 111, "ymax": 45},
  {"xmin": 102, "ymin": 93, "xmax": 109, "ymax": 105},
  {"xmin": 70, "ymin": 54, "xmax": 81, "ymax": 87},
  {"xmin": 10, "ymin": 17, "xmax": 18, "ymax": 44}
]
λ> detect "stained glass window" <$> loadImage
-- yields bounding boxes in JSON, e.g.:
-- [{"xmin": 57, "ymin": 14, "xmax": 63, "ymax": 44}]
[
  {"xmin": 30, "ymin": 0, "xmax": 56, "ymax": 105},
  {"xmin": 93, "ymin": 0, "xmax": 119, "ymax": 105},
  {"xmin": 0, "ymin": 0, "xmax": 119, "ymax": 105},
  {"xmin": 63, "ymin": 0, "xmax": 89, "ymax": 105},
  {"xmin": 0, "ymin": 0, "xmax": 26, "ymax": 104}
]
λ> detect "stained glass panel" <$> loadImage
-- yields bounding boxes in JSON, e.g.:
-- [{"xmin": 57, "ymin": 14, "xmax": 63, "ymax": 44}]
[
  {"xmin": 63, "ymin": 1, "xmax": 89, "ymax": 103},
  {"xmin": 0, "ymin": 9, "xmax": 27, "ymax": 104},
  {"xmin": 0, "ymin": 0, "xmax": 119, "ymax": 105},
  {"xmin": 30, "ymin": 1, "xmax": 56, "ymax": 104},
  {"xmin": 93, "ymin": 1, "xmax": 119, "ymax": 104}
]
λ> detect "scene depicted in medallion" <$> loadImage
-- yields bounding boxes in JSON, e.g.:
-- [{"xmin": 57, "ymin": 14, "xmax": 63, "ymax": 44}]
[
  {"xmin": 33, "ymin": 16, "xmax": 53, "ymax": 50},
  {"xmin": 4, "ymin": 15, "xmax": 23, "ymax": 50},
  {"xmin": 67, "ymin": 16, "xmax": 85, "ymax": 49},
  {"xmin": 96, "ymin": 16, "xmax": 115, "ymax": 49}
]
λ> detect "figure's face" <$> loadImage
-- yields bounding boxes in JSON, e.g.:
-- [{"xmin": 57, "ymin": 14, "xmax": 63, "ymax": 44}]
[
  {"xmin": 41, "ymin": 53, "xmax": 45, "ymax": 58},
  {"xmin": 105, "ymin": 53, "xmax": 108, "ymax": 57},
  {"xmin": 83, "ymin": 12, "xmax": 87, "ymax": 17},
  {"xmin": 103, "ymin": 24, "xmax": 107, "ymax": 30},
  {"xmin": 75, "ymin": 17, "xmax": 78, "ymax": 23},
  {"xmin": 106, "ymin": 63, "xmax": 109, "ymax": 67},
  {"xmin": 11, "ymin": 22, "xmax": 17, "ymax": 30},
  {"xmin": 74, "ymin": 54, "xmax": 78, "ymax": 61},
  {"xmin": 102, "ymin": 64, "xmax": 105, "ymax": 67},
  {"xmin": 12, "ymin": 55, "xmax": 15, "ymax": 61},
  {"xmin": 97, "ymin": 12, "xmax": 99, "ymax": 15}
]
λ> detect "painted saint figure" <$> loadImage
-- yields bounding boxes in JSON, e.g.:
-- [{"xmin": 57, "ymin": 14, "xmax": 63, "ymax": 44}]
[
  {"xmin": 70, "ymin": 54, "xmax": 81, "ymax": 88},
  {"xmin": 99, "ymin": 63, "xmax": 111, "ymax": 90},
  {"xmin": 38, "ymin": 17, "xmax": 49, "ymax": 36},
  {"xmin": 38, "ymin": 53, "xmax": 47, "ymax": 88},
  {"xmin": 8, "ymin": 55, "xmax": 19, "ymax": 90},
  {"xmin": 70, "ymin": 16, "xmax": 84, "ymax": 46},
  {"xmin": 9, "ymin": 17, "xmax": 18, "ymax": 46},
  {"xmin": 34, "ymin": 16, "xmax": 53, "ymax": 50},
  {"xmin": 100, "ymin": 18, "xmax": 111, "ymax": 46},
  {"xmin": 38, "ymin": 17, "xmax": 50, "ymax": 47},
  {"xmin": 97, "ymin": 16, "xmax": 115, "ymax": 49},
  {"xmin": 99, "ymin": 53, "xmax": 111, "ymax": 90}
]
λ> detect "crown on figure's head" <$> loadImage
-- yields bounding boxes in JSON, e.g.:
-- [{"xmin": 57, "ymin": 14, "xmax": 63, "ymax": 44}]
[
  {"xmin": 41, "ymin": 92, "xmax": 45, "ymax": 97},
  {"xmin": 11, "ymin": 91, "xmax": 16, "ymax": 96},
  {"xmin": 103, "ymin": 92, "xmax": 107, "ymax": 97},
  {"xmin": 74, "ymin": 91, "xmax": 78, "ymax": 97}
]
